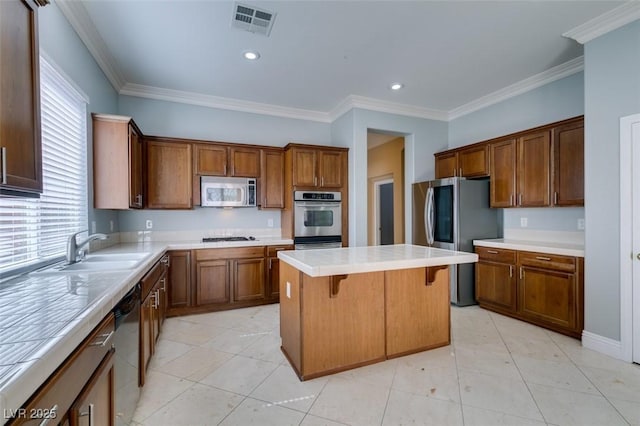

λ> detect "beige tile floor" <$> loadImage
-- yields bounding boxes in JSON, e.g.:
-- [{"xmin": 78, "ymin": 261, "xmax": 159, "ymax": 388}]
[{"xmin": 132, "ymin": 304, "xmax": 640, "ymax": 426}]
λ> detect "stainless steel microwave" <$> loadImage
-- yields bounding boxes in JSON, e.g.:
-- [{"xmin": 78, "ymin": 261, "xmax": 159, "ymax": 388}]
[{"xmin": 201, "ymin": 176, "xmax": 256, "ymax": 207}]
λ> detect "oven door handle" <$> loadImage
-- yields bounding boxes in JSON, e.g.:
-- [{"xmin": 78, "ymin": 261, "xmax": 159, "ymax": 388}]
[{"xmin": 294, "ymin": 202, "xmax": 341, "ymax": 207}]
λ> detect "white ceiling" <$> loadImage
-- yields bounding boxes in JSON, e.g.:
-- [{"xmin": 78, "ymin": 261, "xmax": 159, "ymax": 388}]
[{"xmin": 61, "ymin": 1, "xmax": 630, "ymax": 122}]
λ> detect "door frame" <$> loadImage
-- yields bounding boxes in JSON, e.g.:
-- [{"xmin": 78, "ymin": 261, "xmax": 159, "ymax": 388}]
[
  {"xmin": 373, "ymin": 177, "xmax": 394, "ymax": 246},
  {"xmin": 620, "ymin": 112, "xmax": 640, "ymax": 363}
]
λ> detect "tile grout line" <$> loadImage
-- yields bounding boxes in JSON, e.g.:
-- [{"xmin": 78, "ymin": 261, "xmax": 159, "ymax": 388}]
[
  {"xmin": 451, "ymin": 333, "xmax": 466, "ymax": 426},
  {"xmin": 378, "ymin": 355, "xmax": 401, "ymax": 426}
]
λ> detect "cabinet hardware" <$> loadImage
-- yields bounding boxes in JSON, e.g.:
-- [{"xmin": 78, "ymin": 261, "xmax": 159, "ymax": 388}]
[
  {"xmin": 487, "ymin": 250, "xmax": 499, "ymax": 254},
  {"xmin": 90, "ymin": 330, "xmax": 114, "ymax": 347},
  {"xmin": 535, "ymin": 256, "xmax": 552, "ymax": 261},
  {"xmin": 453, "ymin": 168, "xmax": 456, "ymax": 177},
  {"xmin": 38, "ymin": 405, "xmax": 58, "ymax": 426},
  {"xmin": 135, "ymin": 194, "xmax": 143, "ymax": 206},
  {"xmin": 224, "ymin": 164, "xmax": 227, "ymax": 175},
  {"xmin": 510, "ymin": 194, "xmax": 514, "ymax": 207},
  {"xmin": 509, "ymin": 265, "xmax": 513, "ymax": 277},
  {"xmin": 79, "ymin": 403, "xmax": 94, "ymax": 426},
  {"xmin": 151, "ymin": 291, "xmax": 158, "ymax": 309},
  {"xmin": 459, "ymin": 168, "xmax": 462, "ymax": 177},
  {"xmin": 518, "ymin": 193, "xmax": 522, "ymax": 206},
  {"xmin": 519, "ymin": 267, "xmax": 524, "ymax": 280},
  {"xmin": 160, "ymin": 278, "xmax": 166, "ymax": 292},
  {"xmin": 554, "ymin": 191, "xmax": 558, "ymax": 205},
  {"xmin": 321, "ymin": 176, "xmax": 324, "ymax": 186},
  {"xmin": 161, "ymin": 255, "xmax": 170, "ymax": 267},
  {"xmin": 314, "ymin": 176, "xmax": 317, "ymax": 186},
  {"xmin": 268, "ymin": 258, "xmax": 272, "ymax": 269},
  {"xmin": 1, "ymin": 147, "xmax": 6, "ymax": 185}
]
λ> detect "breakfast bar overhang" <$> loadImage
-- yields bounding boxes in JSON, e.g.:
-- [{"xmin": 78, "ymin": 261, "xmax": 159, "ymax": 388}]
[{"xmin": 277, "ymin": 244, "xmax": 478, "ymax": 380}]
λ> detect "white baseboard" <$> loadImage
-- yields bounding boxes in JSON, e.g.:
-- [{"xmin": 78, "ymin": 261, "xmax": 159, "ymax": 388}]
[{"xmin": 582, "ymin": 331, "xmax": 631, "ymax": 362}]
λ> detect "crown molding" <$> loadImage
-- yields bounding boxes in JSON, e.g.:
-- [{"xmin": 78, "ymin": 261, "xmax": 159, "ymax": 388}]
[
  {"xmin": 330, "ymin": 95, "xmax": 448, "ymax": 122},
  {"xmin": 562, "ymin": 2, "xmax": 640, "ymax": 44},
  {"xmin": 448, "ymin": 56, "xmax": 584, "ymax": 120},
  {"xmin": 119, "ymin": 83, "xmax": 332, "ymax": 123},
  {"xmin": 56, "ymin": 0, "xmax": 126, "ymax": 91}
]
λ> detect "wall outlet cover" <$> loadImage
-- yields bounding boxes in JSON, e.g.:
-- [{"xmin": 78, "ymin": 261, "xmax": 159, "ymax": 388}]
[
  {"xmin": 520, "ymin": 217, "xmax": 528, "ymax": 228},
  {"xmin": 145, "ymin": 219, "xmax": 153, "ymax": 229},
  {"xmin": 91, "ymin": 221, "xmax": 96, "ymax": 233},
  {"xmin": 578, "ymin": 218, "xmax": 585, "ymax": 230}
]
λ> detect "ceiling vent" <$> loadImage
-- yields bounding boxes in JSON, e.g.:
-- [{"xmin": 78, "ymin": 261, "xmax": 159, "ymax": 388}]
[{"xmin": 232, "ymin": 2, "xmax": 276, "ymax": 37}]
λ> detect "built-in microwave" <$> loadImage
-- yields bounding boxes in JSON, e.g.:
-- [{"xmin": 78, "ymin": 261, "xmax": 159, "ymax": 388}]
[{"xmin": 201, "ymin": 176, "xmax": 256, "ymax": 207}]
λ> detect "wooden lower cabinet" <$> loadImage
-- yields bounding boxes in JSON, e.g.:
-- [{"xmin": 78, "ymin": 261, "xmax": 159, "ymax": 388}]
[
  {"xmin": 385, "ymin": 266, "xmax": 450, "ymax": 357},
  {"xmin": 233, "ymin": 257, "xmax": 265, "ymax": 302},
  {"xmin": 266, "ymin": 245, "xmax": 293, "ymax": 300},
  {"xmin": 139, "ymin": 257, "xmax": 168, "ymax": 386},
  {"xmin": 167, "ymin": 250, "xmax": 192, "ymax": 314},
  {"xmin": 7, "ymin": 315, "xmax": 115, "ymax": 425},
  {"xmin": 475, "ymin": 247, "xmax": 583, "ymax": 338}
]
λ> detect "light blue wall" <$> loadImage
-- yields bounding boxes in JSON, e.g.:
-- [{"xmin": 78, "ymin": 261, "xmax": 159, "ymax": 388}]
[
  {"xmin": 38, "ymin": 1, "xmax": 119, "ymax": 234},
  {"xmin": 333, "ymin": 109, "xmax": 448, "ymax": 246},
  {"xmin": 116, "ymin": 95, "xmax": 333, "ymax": 232},
  {"xmin": 584, "ymin": 20, "xmax": 640, "ymax": 341},
  {"xmin": 449, "ymin": 72, "xmax": 585, "ymax": 232}
]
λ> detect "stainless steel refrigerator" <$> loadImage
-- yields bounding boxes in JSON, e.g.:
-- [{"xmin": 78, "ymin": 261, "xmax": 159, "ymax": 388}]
[{"xmin": 413, "ymin": 177, "xmax": 499, "ymax": 306}]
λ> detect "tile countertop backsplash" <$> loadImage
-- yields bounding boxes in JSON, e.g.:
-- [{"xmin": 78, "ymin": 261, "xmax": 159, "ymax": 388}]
[{"xmin": 0, "ymin": 232, "xmax": 293, "ymax": 424}]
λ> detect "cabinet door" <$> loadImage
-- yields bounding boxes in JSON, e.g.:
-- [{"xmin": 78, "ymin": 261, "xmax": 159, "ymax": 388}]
[
  {"xmin": 261, "ymin": 149, "xmax": 284, "ymax": 208},
  {"xmin": 519, "ymin": 266, "xmax": 576, "ymax": 330},
  {"xmin": 267, "ymin": 257, "xmax": 280, "ymax": 299},
  {"xmin": 553, "ymin": 120, "xmax": 584, "ymax": 206},
  {"xmin": 0, "ymin": 0, "xmax": 42, "ymax": 194},
  {"xmin": 196, "ymin": 260, "xmax": 230, "ymax": 305},
  {"xmin": 230, "ymin": 146, "xmax": 260, "ymax": 177},
  {"xmin": 475, "ymin": 261, "xmax": 517, "ymax": 313},
  {"xmin": 232, "ymin": 258, "xmax": 265, "ymax": 302},
  {"xmin": 168, "ymin": 250, "xmax": 191, "ymax": 312},
  {"xmin": 458, "ymin": 145, "xmax": 489, "ymax": 178},
  {"xmin": 69, "ymin": 350, "xmax": 115, "ymax": 426},
  {"xmin": 139, "ymin": 295, "xmax": 153, "ymax": 387},
  {"xmin": 292, "ymin": 148, "xmax": 317, "ymax": 187},
  {"xmin": 434, "ymin": 152, "xmax": 457, "ymax": 179},
  {"xmin": 490, "ymin": 139, "xmax": 516, "ymax": 207},
  {"xmin": 385, "ymin": 267, "xmax": 450, "ymax": 357},
  {"xmin": 194, "ymin": 144, "xmax": 227, "ymax": 176},
  {"xmin": 318, "ymin": 150, "xmax": 343, "ymax": 188},
  {"xmin": 146, "ymin": 140, "xmax": 192, "ymax": 209},
  {"xmin": 517, "ymin": 131, "xmax": 550, "ymax": 207},
  {"xmin": 129, "ymin": 125, "xmax": 143, "ymax": 208}
]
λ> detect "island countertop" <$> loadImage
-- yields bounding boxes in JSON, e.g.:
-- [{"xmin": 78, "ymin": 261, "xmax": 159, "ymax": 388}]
[{"xmin": 277, "ymin": 244, "xmax": 478, "ymax": 277}]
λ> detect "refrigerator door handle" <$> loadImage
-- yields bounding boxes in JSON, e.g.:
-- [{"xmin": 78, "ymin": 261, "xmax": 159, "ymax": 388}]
[{"xmin": 426, "ymin": 187, "xmax": 435, "ymax": 246}]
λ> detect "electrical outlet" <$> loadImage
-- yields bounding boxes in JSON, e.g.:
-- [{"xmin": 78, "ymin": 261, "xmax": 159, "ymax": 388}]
[
  {"xmin": 91, "ymin": 221, "xmax": 96, "ymax": 233},
  {"xmin": 286, "ymin": 281, "xmax": 291, "ymax": 299},
  {"xmin": 267, "ymin": 218, "xmax": 274, "ymax": 228},
  {"xmin": 578, "ymin": 218, "xmax": 585, "ymax": 230},
  {"xmin": 520, "ymin": 217, "xmax": 528, "ymax": 228},
  {"xmin": 145, "ymin": 219, "xmax": 153, "ymax": 229},
  {"xmin": 110, "ymin": 220, "xmax": 114, "ymax": 232}
]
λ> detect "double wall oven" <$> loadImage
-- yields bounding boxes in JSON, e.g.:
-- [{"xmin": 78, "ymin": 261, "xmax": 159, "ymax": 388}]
[{"xmin": 293, "ymin": 191, "xmax": 342, "ymax": 249}]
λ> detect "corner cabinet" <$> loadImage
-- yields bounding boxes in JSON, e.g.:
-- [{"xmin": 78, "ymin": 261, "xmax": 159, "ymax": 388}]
[
  {"xmin": 145, "ymin": 137, "xmax": 192, "ymax": 209},
  {"xmin": 0, "ymin": 0, "xmax": 45, "ymax": 195},
  {"xmin": 475, "ymin": 246, "xmax": 583, "ymax": 338},
  {"xmin": 93, "ymin": 114, "xmax": 144, "ymax": 209}
]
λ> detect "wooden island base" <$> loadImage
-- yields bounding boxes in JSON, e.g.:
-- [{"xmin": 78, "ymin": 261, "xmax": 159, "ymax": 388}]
[{"xmin": 279, "ymin": 262, "xmax": 451, "ymax": 380}]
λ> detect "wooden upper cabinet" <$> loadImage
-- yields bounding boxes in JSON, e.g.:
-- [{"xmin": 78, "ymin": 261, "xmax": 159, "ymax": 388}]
[
  {"xmin": 490, "ymin": 139, "xmax": 516, "ymax": 208},
  {"xmin": 458, "ymin": 144, "xmax": 489, "ymax": 178},
  {"xmin": 517, "ymin": 130, "xmax": 550, "ymax": 207},
  {"xmin": 552, "ymin": 119, "xmax": 584, "ymax": 206},
  {"xmin": 291, "ymin": 147, "xmax": 318, "ymax": 187},
  {"xmin": 194, "ymin": 144, "xmax": 227, "ymax": 176},
  {"xmin": 229, "ymin": 146, "xmax": 260, "ymax": 177},
  {"xmin": 145, "ymin": 138, "xmax": 192, "ymax": 209},
  {"xmin": 434, "ymin": 144, "xmax": 489, "ymax": 179},
  {"xmin": 0, "ymin": 0, "xmax": 43, "ymax": 195},
  {"xmin": 434, "ymin": 152, "xmax": 457, "ymax": 179},
  {"xmin": 260, "ymin": 149, "xmax": 284, "ymax": 208},
  {"xmin": 319, "ymin": 150, "xmax": 344, "ymax": 188},
  {"xmin": 93, "ymin": 114, "xmax": 144, "ymax": 209}
]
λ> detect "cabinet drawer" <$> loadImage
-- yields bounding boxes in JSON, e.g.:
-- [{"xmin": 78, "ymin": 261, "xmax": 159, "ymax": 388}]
[
  {"xmin": 196, "ymin": 246, "xmax": 265, "ymax": 261},
  {"xmin": 10, "ymin": 314, "xmax": 115, "ymax": 425},
  {"xmin": 475, "ymin": 246, "xmax": 516, "ymax": 264},
  {"xmin": 517, "ymin": 251, "xmax": 575, "ymax": 272},
  {"xmin": 141, "ymin": 258, "xmax": 165, "ymax": 298},
  {"xmin": 266, "ymin": 245, "xmax": 293, "ymax": 257}
]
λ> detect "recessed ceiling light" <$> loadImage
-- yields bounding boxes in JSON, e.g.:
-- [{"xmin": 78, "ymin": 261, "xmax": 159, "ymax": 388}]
[
  {"xmin": 390, "ymin": 83, "xmax": 404, "ymax": 90},
  {"xmin": 243, "ymin": 51, "xmax": 260, "ymax": 60}
]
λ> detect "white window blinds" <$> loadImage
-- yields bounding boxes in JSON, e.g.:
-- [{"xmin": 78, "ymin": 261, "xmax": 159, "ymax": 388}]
[{"xmin": 0, "ymin": 56, "xmax": 88, "ymax": 277}]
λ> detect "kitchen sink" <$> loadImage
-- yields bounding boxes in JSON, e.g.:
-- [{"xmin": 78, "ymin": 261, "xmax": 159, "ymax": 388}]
[{"xmin": 34, "ymin": 252, "xmax": 151, "ymax": 274}]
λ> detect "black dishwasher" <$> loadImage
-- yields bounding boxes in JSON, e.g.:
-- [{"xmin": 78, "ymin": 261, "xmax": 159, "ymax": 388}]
[{"xmin": 112, "ymin": 283, "xmax": 141, "ymax": 426}]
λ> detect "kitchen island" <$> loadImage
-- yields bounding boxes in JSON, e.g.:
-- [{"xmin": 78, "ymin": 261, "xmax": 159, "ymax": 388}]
[{"xmin": 277, "ymin": 244, "xmax": 477, "ymax": 380}]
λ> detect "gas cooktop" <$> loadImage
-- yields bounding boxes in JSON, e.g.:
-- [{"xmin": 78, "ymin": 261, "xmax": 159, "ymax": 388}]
[{"xmin": 202, "ymin": 236, "xmax": 256, "ymax": 243}]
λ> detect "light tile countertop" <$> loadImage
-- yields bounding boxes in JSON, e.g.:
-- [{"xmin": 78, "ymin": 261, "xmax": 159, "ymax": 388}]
[
  {"xmin": 0, "ymin": 237, "xmax": 292, "ymax": 424},
  {"xmin": 278, "ymin": 244, "xmax": 478, "ymax": 277},
  {"xmin": 473, "ymin": 239, "xmax": 585, "ymax": 257}
]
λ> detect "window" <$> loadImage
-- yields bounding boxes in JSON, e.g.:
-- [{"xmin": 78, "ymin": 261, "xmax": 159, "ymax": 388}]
[{"xmin": 0, "ymin": 56, "xmax": 88, "ymax": 278}]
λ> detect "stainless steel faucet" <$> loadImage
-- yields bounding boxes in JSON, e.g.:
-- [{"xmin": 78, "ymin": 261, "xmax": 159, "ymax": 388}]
[{"xmin": 66, "ymin": 230, "xmax": 108, "ymax": 264}]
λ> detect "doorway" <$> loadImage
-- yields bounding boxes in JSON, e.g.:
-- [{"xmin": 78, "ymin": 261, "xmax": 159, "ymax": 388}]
[
  {"xmin": 374, "ymin": 179, "xmax": 394, "ymax": 245},
  {"xmin": 620, "ymin": 112, "xmax": 640, "ymax": 364}
]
